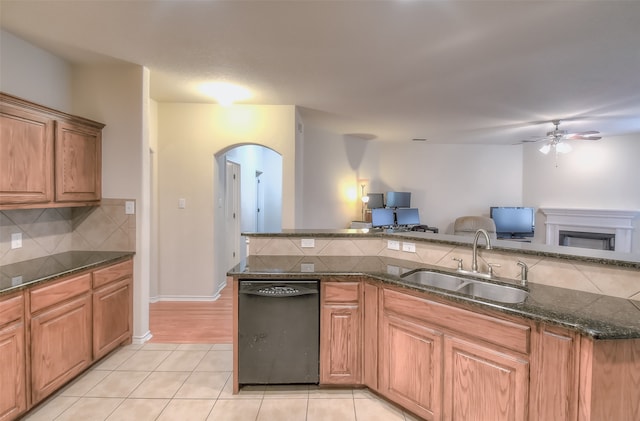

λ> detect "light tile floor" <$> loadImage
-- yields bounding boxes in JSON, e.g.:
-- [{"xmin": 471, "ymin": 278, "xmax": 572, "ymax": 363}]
[{"xmin": 23, "ymin": 343, "xmax": 421, "ymax": 421}]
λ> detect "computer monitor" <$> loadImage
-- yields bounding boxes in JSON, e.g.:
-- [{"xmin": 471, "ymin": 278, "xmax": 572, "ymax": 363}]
[
  {"xmin": 396, "ymin": 208, "xmax": 420, "ymax": 226},
  {"xmin": 366, "ymin": 193, "xmax": 385, "ymax": 209},
  {"xmin": 371, "ymin": 208, "xmax": 395, "ymax": 227},
  {"xmin": 490, "ymin": 207, "xmax": 535, "ymax": 238},
  {"xmin": 386, "ymin": 191, "xmax": 411, "ymax": 208}
]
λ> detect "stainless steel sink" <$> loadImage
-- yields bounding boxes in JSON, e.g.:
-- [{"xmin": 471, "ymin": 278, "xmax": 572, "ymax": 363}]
[
  {"xmin": 401, "ymin": 270, "xmax": 528, "ymax": 304},
  {"xmin": 401, "ymin": 270, "xmax": 468, "ymax": 290},
  {"xmin": 455, "ymin": 281, "xmax": 528, "ymax": 304}
]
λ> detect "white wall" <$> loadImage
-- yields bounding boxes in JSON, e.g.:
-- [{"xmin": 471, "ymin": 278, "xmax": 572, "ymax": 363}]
[
  {"xmin": 301, "ymin": 120, "xmax": 524, "ymax": 233},
  {"xmin": 0, "ymin": 29, "xmax": 71, "ymax": 111},
  {"xmin": 523, "ymin": 133, "xmax": 640, "ymax": 251},
  {"xmin": 156, "ymin": 103, "xmax": 296, "ymax": 299}
]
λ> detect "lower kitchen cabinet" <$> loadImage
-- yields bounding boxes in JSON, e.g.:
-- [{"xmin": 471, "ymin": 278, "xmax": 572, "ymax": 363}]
[
  {"xmin": 320, "ymin": 280, "xmax": 362, "ymax": 385},
  {"xmin": 443, "ymin": 336, "xmax": 528, "ymax": 421},
  {"xmin": 92, "ymin": 260, "xmax": 133, "ymax": 359},
  {"xmin": 379, "ymin": 286, "xmax": 530, "ymax": 421},
  {"xmin": 0, "ymin": 294, "xmax": 26, "ymax": 421},
  {"xmin": 529, "ymin": 324, "xmax": 580, "ymax": 421},
  {"xmin": 30, "ymin": 276, "xmax": 92, "ymax": 404},
  {"xmin": 379, "ymin": 313, "xmax": 443, "ymax": 420}
]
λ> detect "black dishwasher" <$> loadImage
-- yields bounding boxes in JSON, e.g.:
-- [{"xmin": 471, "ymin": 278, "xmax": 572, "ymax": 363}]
[{"xmin": 238, "ymin": 279, "xmax": 320, "ymax": 385}]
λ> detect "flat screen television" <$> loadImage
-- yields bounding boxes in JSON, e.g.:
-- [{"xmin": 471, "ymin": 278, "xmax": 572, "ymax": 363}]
[
  {"xmin": 367, "ymin": 193, "xmax": 385, "ymax": 209},
  {"xmin": 490, "ymin": 207, "xmax": 535, "ymax": 238},
  {"xmin": 371, "ymin": 208, "xmax": 395, "ymax": 227},
  {"xmin": 386, "ymin": 191, "xmax": 411, "ymax": 208},
  {"xmin": 395, "ymin": 208, "xmax": 420, "ymax": 226}
]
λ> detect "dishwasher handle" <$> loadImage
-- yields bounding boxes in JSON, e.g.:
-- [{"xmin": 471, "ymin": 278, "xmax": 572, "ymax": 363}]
[{"xmin": 239, "ymin": 283, "xmax": 319, "ymax": 298}]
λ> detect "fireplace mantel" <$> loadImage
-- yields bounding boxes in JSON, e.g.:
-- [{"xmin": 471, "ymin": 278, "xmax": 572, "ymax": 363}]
[{"xmin": 540, "ymin": 208, "xmax": 639, "ymax": 253}]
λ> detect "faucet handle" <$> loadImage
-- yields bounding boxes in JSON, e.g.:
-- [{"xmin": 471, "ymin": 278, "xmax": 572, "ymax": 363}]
[
  {"xmin": 452, "ymin": 257, "xmax": 463, "ymax": 271},
  {"xmin": 487, "ymin": 263, "xmax": 501, "ymax": 277}
]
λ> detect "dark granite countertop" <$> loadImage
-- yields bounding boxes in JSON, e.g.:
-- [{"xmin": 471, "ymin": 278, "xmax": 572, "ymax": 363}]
[
  {"xmin": 243, "ymin": 229, "xmax": 640, "ymax": 269},
  {"xmin": 228, "ymin": 255, "xmax": 640, "ymax": 340},
  {"xmin": 0, "ymin": 251, "xmax": 135, "ymax": 296}
]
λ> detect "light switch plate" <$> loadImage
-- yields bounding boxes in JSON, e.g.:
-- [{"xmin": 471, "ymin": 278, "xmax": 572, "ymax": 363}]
[
  {"xmin": 387, "ymin": 240, "xmax": 400, "ymax": 250},
  {"xmin": 178, "ymin": 198, "xmax": 186, "ymax": 209}
]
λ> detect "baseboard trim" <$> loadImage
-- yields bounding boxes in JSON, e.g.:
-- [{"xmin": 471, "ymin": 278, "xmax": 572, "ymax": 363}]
[
  {"xmin": 150, "ymin": 294, "xmax": 221, "ymax": 302},
  {"xmin": 132, "ymin": 330, "xmax": 153, "ymax": 345}
]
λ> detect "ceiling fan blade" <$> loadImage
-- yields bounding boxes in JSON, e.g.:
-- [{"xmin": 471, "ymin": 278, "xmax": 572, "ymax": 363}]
[{"xmin": 566, "ymin": 134, "xmax": 602, "ymax": 140}]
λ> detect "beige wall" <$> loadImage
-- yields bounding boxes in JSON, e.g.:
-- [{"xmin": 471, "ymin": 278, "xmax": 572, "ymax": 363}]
[{"xmin": 156, "ymin": 103, "xmax": 296, "ymax": 299}]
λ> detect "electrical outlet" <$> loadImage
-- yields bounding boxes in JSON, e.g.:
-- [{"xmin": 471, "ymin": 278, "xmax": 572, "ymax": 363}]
[
  {"xmin": 402, "ymin": 242, "xmax": 416, "ymax": 253},
  {"xmin": 178, "ymin": 198, "xmax": 186, "ymax": 209},
  {"xmin": 125, "ymin": 201, "xmax": 135, "ymax": 214},
  {"xmin": 387, "ymin": 240, "xmax": 400, "ymax": 250},
  {"xmin": 301, "ymin": 263, "xmax": 315, "ymax": 272},
  {"xmin": 301, "ymin": 238, "xmax": 315, "ymax": 248},
  {"xmin": 11, "ymin": 232, "xmax": 22, "ymax": 249},
  {"xmin": 386, "ymin": 265, "xmax": 400, "ymax": 276}
]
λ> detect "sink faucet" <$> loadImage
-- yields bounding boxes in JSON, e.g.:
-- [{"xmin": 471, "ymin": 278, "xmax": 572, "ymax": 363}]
[{"xmin": 471, "ymin": 229, "xmax": 492, "ymax": 273}]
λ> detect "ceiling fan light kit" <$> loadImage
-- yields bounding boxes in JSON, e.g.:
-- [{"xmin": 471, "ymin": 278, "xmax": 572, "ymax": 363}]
[{"xmin": 530, "ymin": 120, "xmax": 600, "ymax": 156}]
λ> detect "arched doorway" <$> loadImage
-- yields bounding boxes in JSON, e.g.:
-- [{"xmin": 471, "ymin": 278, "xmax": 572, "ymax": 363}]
[{"xmin": 214, "ymin": 144, "xmax": 283, "ymax": 281}]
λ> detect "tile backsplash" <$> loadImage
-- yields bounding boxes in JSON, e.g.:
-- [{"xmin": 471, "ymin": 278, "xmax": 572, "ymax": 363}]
[
  {"xmin": 248, "ymin": 236, "xmax": 640, "ymax": 302},
  {"xmin": 0, "ymin": 199, "xmax": 136, "ymax": 265}
]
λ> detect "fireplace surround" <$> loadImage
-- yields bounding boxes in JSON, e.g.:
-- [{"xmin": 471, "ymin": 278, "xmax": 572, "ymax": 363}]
[{"xmin": 541, "ymin": 208, "xmax": 639, "ymax": 253}]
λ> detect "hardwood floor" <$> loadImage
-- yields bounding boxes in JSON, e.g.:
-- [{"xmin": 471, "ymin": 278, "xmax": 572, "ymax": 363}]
[{"xmin": 149, "ymin": 284, "xmax": 232, "ymax": 343}]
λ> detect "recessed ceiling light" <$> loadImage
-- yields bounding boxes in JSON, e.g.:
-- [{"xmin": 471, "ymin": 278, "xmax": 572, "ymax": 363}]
[{"xmin": 199, "ymin": 82, "xmax": 251, "ymax": 106}]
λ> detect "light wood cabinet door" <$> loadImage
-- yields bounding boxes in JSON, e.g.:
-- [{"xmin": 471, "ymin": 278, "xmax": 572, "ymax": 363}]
[
  {"xmin": 0, "ymin": 294, "xmax": 26, "ymax": 421},
  {"xmin": 0, "ymin": 104, "xmax": 54, "ymax": 205},
  {"xmin": 30, "ymin": 294, "xmax": 92, "ymax": 404},
  {"xmin": 443, "ymin": 336, "xmax": 529, "ymax": 421},
  {"xmin": 93, "ymin": 277, "xmax": 132, "ymax": 360},
  {"xmin": 379, "ymin": 314, "xmax": 443, "ymax": 421},
  {"xmin": 320, "ymin": 281, "xmax": 362, "ymax": 385},
  {"xmin": 54, "ymin": 120, "xmax": 101, "ymax": 202},
  {"xmin": 362, "ymin": 282, "xmax": 379, "ymax": 389},
  {"xmin": 529, "ymin": 325, "xmax": 579, "ymax": 421}
]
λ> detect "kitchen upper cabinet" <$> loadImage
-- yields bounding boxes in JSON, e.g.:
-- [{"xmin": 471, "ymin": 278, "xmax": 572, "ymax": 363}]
[
  {"xmin": 29, "ymin": 273, "xmax": 92, "ymax": 404},
  {"xmin": 0, "ymin": 103, "xmax": 54, "ymax": 205},
  {"xmin": 55, "ymin": 121, "xmax": 101, "ymax": 202},
  {"xmin": 0, "ymin": 293, "xmax": 26, "ymax": 421},
  {"xmin": 92, "ymin": 260, "xmax": 133, "ymax": 360},
  {"xmin": 0, "ymin": 93, "xmax": 104, "ymax": 209},
  {"xmin": 320, "ymin": 280, "xmax": 362, "ymax": 385}
]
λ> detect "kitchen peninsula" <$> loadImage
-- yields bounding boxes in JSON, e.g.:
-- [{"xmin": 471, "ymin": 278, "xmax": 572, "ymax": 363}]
[{"xmin": 229, "ymin": 229, "xmax": 640, "ymax": 421}]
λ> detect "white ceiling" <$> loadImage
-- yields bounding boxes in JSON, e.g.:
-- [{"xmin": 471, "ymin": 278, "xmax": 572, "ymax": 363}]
[{"xmin": 2, "ymin": 0, "xmax": 639, "ymax": 144}]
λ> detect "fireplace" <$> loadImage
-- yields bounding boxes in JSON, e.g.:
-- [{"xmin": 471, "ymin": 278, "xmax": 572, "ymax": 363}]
[
  {"xmin": 559, "ymin": 230, "xmax": 615, "ymax": 251},
  {"xmin": 541, "ymin": 208, "xmax": 639, "ymax": 253}
]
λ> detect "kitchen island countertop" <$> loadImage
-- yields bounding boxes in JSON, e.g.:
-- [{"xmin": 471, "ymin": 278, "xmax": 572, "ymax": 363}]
[{"xmin": 229, "ymin": 254, "xmax": 640, "ymax": 340}]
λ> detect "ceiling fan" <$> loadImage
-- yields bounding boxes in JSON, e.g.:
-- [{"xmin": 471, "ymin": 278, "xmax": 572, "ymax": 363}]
[{"xmin": 523, "ymin": 120, "xmax": 602, "ymax": 155}]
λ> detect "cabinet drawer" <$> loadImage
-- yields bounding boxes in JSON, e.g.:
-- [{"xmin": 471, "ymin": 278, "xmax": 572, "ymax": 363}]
[
  {"xmin": 93, "ymin": 259, "xmax": 133, "ymax": 289},
  {"xmin": 30, "ymin": 274, "xmax": 91, "ymax": 314},
  {"xmin": 383, "ymin": 288, "xmax": 530, "ymax": 354},
  {"xmin": 323, "ymin": 281, "xmax": 360, "ymax": 304},
  {"xmin": 0, "ymin": 293, "xmax": 24, "ymax": 326}
]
